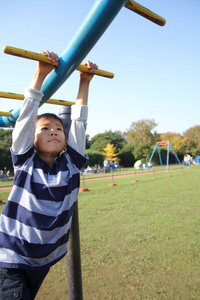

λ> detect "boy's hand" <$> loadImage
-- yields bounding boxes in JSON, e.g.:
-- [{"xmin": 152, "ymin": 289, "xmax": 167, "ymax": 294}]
[
  {"xmin": 76, "ymin": 61, "xmax": 98, "ymax": 106},
  {"xmin": 30, "ymin": 50, "xmax": 58, "ymax": 91},
  {"xmin": 38, "ymin": 50, "xmax": 59, "ymax": 77},
  {"xmin": 79, "ymin": 61, "xmax": 98, "ymax": 83}
]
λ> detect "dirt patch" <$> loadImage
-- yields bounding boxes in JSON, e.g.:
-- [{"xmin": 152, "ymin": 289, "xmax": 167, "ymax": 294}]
[{"xmin": 0, "ymin": 186, "xmax": 12, "ymax": 190}]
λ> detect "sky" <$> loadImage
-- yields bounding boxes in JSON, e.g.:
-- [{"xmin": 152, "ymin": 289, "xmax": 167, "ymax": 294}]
[{"xmin": 0, "ymin": 0, "xmax": 200, "ymax": 138}]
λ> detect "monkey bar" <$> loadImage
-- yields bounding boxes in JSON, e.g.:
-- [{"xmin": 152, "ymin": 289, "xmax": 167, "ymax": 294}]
[
  {"xmin": 0, "ymin": 111, "xmax": 12, "ymax": 117},
  {"xmin": 3, "ymin": 46, "xmax": 114, "ymax": 79},
  {"xmin": 0, "ymin": 0, "xmax": 165, "ymax": 128},
  {"xmin": 0, "ymin": 91, "xmax": 75, "ymax": 106},
  {"xmin": 125, "ymin": 0, "xmax": 166, "ymax": 26}
]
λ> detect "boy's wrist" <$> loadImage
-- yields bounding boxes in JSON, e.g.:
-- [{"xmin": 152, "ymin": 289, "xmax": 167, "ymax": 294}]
[
  {"xmin": 76, "ymin": 79, "xmax": 90, "ymax": 106},
  {"xmin": 79, "ymin": 73, "xmax": 93, "ymax": 84},
  {"xmin": 79, "ymin": 78, "xmax": 90, "ymax": 88},
  {"xmin": 30, "ymin": 70, "xmax": 47, "ymax": 91}
]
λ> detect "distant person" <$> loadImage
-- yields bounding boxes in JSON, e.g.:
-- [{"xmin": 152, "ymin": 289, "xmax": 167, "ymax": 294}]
[
  {"xmin": 3, "ymin": 167, "xmax": 8, "ymax": 181},
  {"xmin": 103, "ymin": 159, "xmax": 108, "ymax": 173},
  {"xmin": 85, "ymin": 165, "xmax": 92, "ymax": 174},
  {"xmin": 184, "ymin": 154, "xmax": 191, "ymax": 167}
]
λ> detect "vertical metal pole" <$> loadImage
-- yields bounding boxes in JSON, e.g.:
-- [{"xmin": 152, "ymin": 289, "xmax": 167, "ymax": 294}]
[
  {"xmin": 66, "ymin": 202, "xmax": 83, "ymax": 300},
  {"xmin": 132, "ymin": 167, "xmax": 138, "ymax": 182},
  {"xmin": 169, "ymin": 142, "xmax": 182, "ymax": 166},
  {"xmin": 152, "ymin": 166, "xmax": 156, "ymax": 179},
  {"xmin": 82, "ymin": 174, "xmax": 85, "ymax": 189},
  {"xmin": 134, "ymin": 168, "xmax": 137, "ymax": 180},
  {"xmin": 146, "ymin": 144, "xmax": 157, "ymax": 171},
  {"xmin": 157, "ymin": 145, "xmax": 163, "ymax": 170},
  {"xmin": 59, "ymin": 107, "xmax": 83, "ymax": 300},
  {"xmin": 59, "ymin": 106, "xmax": 71, "ymax": 141},
  {"xmin": 167, "ymin": 142, "xmax": 170, "ymax": 170},
  {"xmin": 111, "ymin": 169, "xmax": 114, "ymax": 184}
]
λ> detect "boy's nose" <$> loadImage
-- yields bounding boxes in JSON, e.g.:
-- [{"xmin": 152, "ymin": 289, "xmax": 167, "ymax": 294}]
[{"xmin": 50, "ymin": 130, "xmax": 57, "ymax": 135}]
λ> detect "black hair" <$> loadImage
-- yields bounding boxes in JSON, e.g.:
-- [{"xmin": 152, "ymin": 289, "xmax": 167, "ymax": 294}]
[{"xmin": 36, "ymin": 113, "xmax": 64, "ymax": 129}]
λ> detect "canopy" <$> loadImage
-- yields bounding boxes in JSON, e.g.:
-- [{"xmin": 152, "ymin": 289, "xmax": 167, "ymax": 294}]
[
  {"xmin": 194, "ymin": 156, "xmax": 200, "ymax": 164},
  {"xmin": 134, "ymin": 160, "xmax": 145, "ymax": 169}
]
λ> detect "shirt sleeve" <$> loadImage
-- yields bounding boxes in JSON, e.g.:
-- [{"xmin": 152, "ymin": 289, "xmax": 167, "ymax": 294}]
[
  {"xmin": 11, "ymin": 88, "xmax": 43, "ymax": 155},
  {"xmin": 67, "ymin": 105, "xmax": 88, "ymax": 156}
]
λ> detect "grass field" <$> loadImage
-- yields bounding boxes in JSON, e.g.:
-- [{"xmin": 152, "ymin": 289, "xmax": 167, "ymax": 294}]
[{"xmin": 0, "ymin": 165, "xmax": 200, "ymax": 299}]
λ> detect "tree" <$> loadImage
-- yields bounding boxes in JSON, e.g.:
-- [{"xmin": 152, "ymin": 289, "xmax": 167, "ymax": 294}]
[
  {"xmin": 133, "ymin": 143, "xmax": 151, "ymax": 162},
  {"xmin": 159, "ymin": 132, "xmax": 187, "ymax": 155},
  {"xmin": 123, "ymin": 119, "xmax": 159, "ymax": 146},
  {"xmin": 89, "ymin": 130, "xmax": 126, "ymax": 152},
  {"xmin": 85, "ymin": 134, "xmax": 90, "ymax": 149},
  {"xmin": 0, "ymin": 129, "xmax": 13, "ymax": 170},
  {"xmin": 118, "ymin": 144, "xmax": 135, "ymax": 167},
  {"xmin": 103, "ymin": 143, "xmax": 118, "ymax": 162},
  {"xmin": 84, "ymin": 150, "xmax": 104, "ymax": 168},
  {"xmin": 183, "ymin": 126, "xmax": 200, "ymax": 156}
]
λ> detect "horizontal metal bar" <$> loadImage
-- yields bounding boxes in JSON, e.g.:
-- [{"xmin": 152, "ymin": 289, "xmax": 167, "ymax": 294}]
[
  {"xmin": 3, "ymin": 46, "xmax": 114, "ymax": 79},
  {"xmin": 0, "ymin": 91, "xmax": 75, "ymax": 106},
  {"xmin": 0, "ymin": 111, "xmax": 12, "ymax": 117},
  {"xmin": 125, "ymin": 0, "xmax": 166, "ymax": 26}
]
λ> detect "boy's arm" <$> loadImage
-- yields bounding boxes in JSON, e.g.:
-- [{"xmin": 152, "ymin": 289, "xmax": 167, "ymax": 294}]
[
  {"xmin": 12, "ymin": 51, "xmax": 58, "ymax": 154},
  {"xmin": 68, "ymin": 61, "xmax": 98, "ymax": 156},
  {"xmin": 75, "ymin": 61, "xmax": 97, "ymax": 106},
  {"xmin": 12, "ymin": 89, "xmax": 43, "ymax": 154}
]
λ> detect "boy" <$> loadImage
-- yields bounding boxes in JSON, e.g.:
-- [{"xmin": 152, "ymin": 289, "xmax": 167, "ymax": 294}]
[{"xmin": 0, "ymin": 50, "xmax": 97, "ymax": 299}]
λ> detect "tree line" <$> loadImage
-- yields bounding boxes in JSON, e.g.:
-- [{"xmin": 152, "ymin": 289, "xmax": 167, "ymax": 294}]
[
  {"xmin": 0, "ymin": 119, "xmax": 200, "ymax": 170},
  {"xmin": 85, "ymin": 119, "xmax": 200, "ymax": 168}
]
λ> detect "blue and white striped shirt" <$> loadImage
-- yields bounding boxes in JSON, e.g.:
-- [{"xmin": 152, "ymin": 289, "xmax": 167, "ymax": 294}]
[{"xmin": 0, "ymin": 88, "xmax": 87, "ymax": 270}]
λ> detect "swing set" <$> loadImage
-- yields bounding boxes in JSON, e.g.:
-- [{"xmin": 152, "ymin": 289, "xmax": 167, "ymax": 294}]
[{"xmin": 147, "ymin": 141, "xmax": 183, "ymax": 170}]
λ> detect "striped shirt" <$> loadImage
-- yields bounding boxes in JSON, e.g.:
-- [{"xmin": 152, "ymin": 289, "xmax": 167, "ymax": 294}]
[{"xmin": 0, "ymin": 88, "xmax": 87, "ymax": 270}]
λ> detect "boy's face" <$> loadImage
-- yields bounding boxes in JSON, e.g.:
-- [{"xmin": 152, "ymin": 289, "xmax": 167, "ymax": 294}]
[{"xmin": 34, "ymin": 117, "xmax": 66, "ymax": 158}]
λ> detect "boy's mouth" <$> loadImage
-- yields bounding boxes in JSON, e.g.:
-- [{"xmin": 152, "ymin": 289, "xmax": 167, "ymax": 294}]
[{"xmin": 49, "ymin": 139, "xmax": 59, "ymax": 143}]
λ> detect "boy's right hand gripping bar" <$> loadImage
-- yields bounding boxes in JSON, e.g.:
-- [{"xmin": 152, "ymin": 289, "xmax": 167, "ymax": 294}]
[{"xmin": 3, "ymin": 46, "xmax": 114, "ymax": 79}]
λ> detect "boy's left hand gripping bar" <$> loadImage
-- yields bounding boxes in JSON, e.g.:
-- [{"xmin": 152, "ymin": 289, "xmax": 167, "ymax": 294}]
[{"xmin": 3, "ymin": 45, "xmax": 114, "ymax": 79}]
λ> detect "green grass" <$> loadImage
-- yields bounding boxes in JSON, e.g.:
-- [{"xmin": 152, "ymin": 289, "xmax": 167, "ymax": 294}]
[
  {"xmin": 0, "ymin": 176, "xmax": 14, "ymax": 187},
  {"xmin": 80, "ymin": 164, "xmax": 183, "ymax": 181},
  {"xmin": 1, "ymin": 166, "xmax": 200, "ymax": 299}
]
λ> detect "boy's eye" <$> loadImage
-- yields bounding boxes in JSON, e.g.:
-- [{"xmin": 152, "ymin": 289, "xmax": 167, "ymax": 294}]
[
  {"xmin": 42, "ymin": 127, "xmax": 48, "ymax": 130},
  {"xmin": 57, "ymin": 128, "xmax": 63, "ymax": 131}
]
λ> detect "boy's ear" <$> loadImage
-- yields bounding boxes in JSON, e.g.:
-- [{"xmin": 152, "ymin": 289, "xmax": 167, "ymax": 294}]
[{"xmin": 63, "ymin": 141, "xmax": 67, "ymax": 151}]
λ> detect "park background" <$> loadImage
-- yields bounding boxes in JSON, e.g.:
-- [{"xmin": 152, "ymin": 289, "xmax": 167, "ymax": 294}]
[
  {"xmin": 1, "ymin": 0, "xmax": 200, "ymax": 137},
  {"xmin": 1, "ymin": 165, "xmax": 200, "ymax": 299},
  {"xmin": 1, "ymin": 1, "xmax": 200, "ymax": 299},
  {"xmin": 1, "ymin": 0, "xmax": 200, "ymax": 171}
]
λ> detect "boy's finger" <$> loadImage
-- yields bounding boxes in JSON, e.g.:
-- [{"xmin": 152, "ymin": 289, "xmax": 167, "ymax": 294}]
[
  {"xmin": 39, "ymin": 50, "xmax": 46, "ymax": 56},
  {"xmin": 84, "ymin": 61, "xmax": 98, "ymax": 72},
  {"xmin": 39, "ymin": 50, "xmax": 51, "ymax": 61},
  {"xmin": 39, "ymin": 50, "xmax": 59, "ymax": 63},
  {"xmin": 50, "ymin": 52, "xmax": 59, "ymax": 62}
]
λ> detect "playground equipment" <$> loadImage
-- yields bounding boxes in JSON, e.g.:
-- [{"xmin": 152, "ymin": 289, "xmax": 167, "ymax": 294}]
[
  {"xmin": 0, "ymin": 46, "xmax": 114, "ymax": 127},
  {"xmin": 132, "ymin": 168, "xmax": 139, "ymax": 182},
  {"xmin": 125, "ymin": 0, "xmax": 166, "ymax": 26},
  {"xmin": 108, "ymin": 169, "xmax": 117, "ymax": 186},
  {"xmin": 1, "ymin": 1, "xmax": 165, "ymax": 299},
  {"xmin": 0, "ymin": 91, "xmax": 75, "ymax": 106},
  {"xmin": 147, "ymin": 141, "xmax": 183, "ymax": 171},
  {"xmin": 0, "ymin": 111, "xmax": 12, "ymax": 117},
  {"xmin": 2, "ymin": 46, "xmax": 114, "ymax": 80},
  {"xmin": 0, "ymin": 0, "xmax": 165, "ymax": 128}
]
